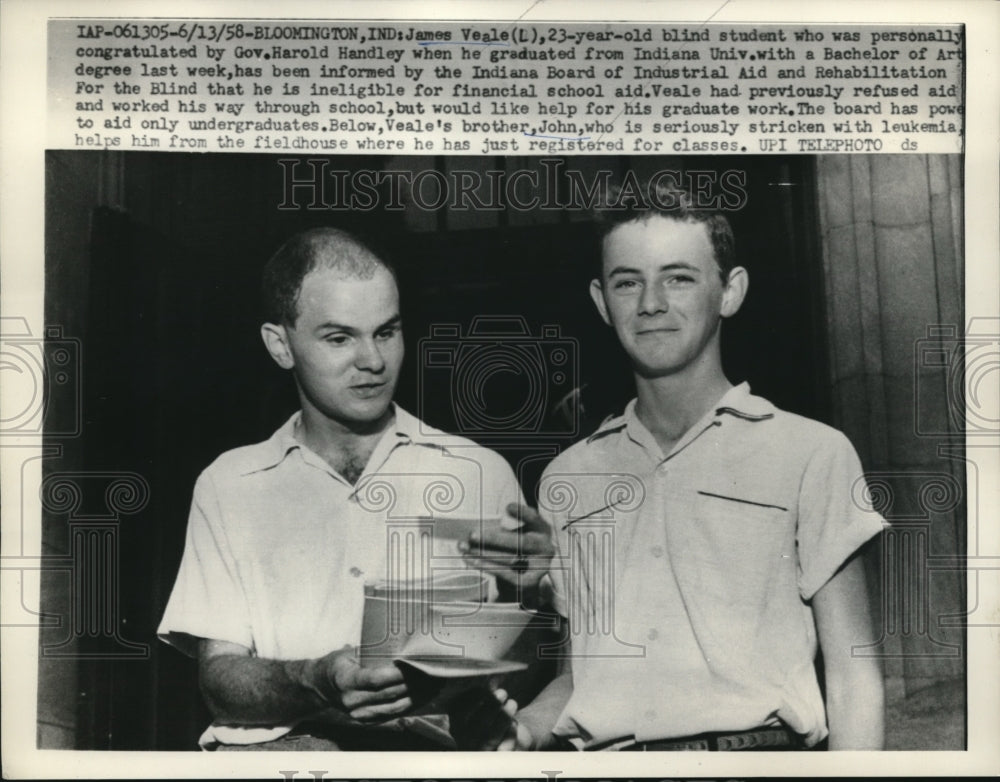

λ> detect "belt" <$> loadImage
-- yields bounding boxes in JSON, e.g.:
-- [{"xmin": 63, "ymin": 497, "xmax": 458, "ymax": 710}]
[{"xmin": 589, "ymin": 725, "xmax": 804, "ymax": 752}]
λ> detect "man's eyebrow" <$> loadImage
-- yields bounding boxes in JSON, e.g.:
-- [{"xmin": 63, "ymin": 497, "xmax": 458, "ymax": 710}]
[
  {"xmin": 660, "ymin": 262, "xmax": 701, "ymax": 273},
  {"xmin": 607, "ymin": 265, "xmax": 641, "ymax": 278},
  {"xmin": 314, "ymin": 321, "xmax": 354, "ymax": 333},
  {"xmin": 607, "ymin": 262, "xmax": 701, "ymax": 277},
  {"xmin": 314, "ymin": 314, "xmax": 401, "ymax": 335}
]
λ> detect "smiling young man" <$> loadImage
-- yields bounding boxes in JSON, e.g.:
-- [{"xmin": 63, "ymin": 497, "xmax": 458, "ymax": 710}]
[
  {"xmin": 157, "ymin": 227, "xmax": 525, "ymax": 750},
  {"xmin": 508, "ymin": 179, "xmax": 886, "ymax": 752}
]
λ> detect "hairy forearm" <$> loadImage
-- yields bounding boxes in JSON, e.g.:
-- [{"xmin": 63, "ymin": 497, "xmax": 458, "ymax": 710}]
[
  {"xmin": 514, "ymin": 671, "xmax": 573, "ymax": 749},
  {"xmin": 199, "ymin": 653, "xmax": 331, "ymax": 726}
]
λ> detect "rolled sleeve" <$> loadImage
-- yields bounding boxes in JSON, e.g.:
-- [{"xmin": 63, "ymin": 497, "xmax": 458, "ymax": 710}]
[
  {"xmin": 796, "ymin": 432, "xmax": 886, "ymax": 600},
  {"xmin": 157, "ymin": 471, "xmax": 254, "ymax": 657}
]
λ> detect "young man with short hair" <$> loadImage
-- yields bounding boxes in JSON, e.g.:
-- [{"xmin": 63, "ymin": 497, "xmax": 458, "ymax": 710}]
[
  {"xmin": 507, "ymin": 180, "xmax": 886, "ymax": 751},
  {"xmin": 158, "ymin": 227, "xmax": 526, "ymax": 750}
]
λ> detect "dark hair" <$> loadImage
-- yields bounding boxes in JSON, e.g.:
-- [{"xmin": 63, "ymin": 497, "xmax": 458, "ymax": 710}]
[
  {"xmin": 261, "ymin": 227, "xmax": 396, "ymax": 325},
  {"xmin": 592, "ymin": 175, "xmax": 736, "ymax": 282}
]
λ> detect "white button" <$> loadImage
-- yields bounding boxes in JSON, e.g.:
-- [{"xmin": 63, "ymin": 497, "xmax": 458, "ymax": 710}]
[
  {"xmin": 349, "ymin": 567, "xmax": 363, "ymax": 578},
  {"xmin": 647, "ymin": 628, "xmax": 659, "ymax": 641},
  {"xmin": 651, "ymin": 545, "xmax": 664, "ymax": 558},
  {"xmin": 644, "ymin": 709, "xmax": 657, "ymax": 721}
]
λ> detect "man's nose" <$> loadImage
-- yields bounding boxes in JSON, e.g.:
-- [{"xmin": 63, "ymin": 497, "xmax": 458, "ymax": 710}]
[
  {"xmin": 355, "ymin": 339, "xmax": 386, "ymax": 372},
  {"xmin": 638, "ymin": 280, "xmax": 669, "ymax": 315}
]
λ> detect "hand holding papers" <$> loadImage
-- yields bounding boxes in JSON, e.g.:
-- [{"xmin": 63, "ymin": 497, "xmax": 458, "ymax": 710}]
[{"xmin": 458, "ymin": 503, "xmax": 556, "ymax": 598}]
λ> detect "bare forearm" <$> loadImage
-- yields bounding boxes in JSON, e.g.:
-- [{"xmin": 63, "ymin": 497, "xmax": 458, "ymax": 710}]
[
  {"xmin": 812, "ymin": 553, "xmax": 885, "ymax": 750},
  {"xmin": 825, "ymin": 661, "xmax": 885, "ymax": 750},
  {"xmin": 199, "ymin": 653, "xmax": 330, "ymax": 726}
]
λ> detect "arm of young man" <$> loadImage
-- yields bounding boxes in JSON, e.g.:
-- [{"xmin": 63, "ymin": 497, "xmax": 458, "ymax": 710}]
[
  {"xmin": 198, "ymin": 638, "xmax": 412, "ymax": 727},
  {"xmin": 811, "ymin": 550, "xmax": 885, "ymax": 750}
]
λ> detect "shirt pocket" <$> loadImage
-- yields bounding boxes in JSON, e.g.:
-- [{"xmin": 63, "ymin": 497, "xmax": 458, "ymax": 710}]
[{"xmin": 680, "ymin": 490, "xmax": 792, "ymax": 610}]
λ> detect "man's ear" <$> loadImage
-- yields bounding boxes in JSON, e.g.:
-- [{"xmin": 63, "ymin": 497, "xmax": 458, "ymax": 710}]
[
  {"xmin": 260, "ymin": 322, "xmax": 295, "ymax": 369},
  {"xmin": 589, "ymin": 279, "xmax": 612, "ymax": 326},
  {"xmin": 720, "ymin": 266, "xmax": 749, "ymax": 318}
]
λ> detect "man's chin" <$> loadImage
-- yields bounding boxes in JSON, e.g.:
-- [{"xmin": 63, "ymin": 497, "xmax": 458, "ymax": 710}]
[
  {"xmin": 319, "ymin": 397, "xmax": 396, "ymax": 432},
  {"xmin": 348, "ymin": 399, "xmax": 394, "ymax": 423},
  {"xmin": 631, "ymin": 356, "xmax": 687, "ymax": 380}
]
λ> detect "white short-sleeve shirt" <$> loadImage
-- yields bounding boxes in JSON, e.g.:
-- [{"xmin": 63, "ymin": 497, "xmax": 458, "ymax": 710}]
[
  {"xmin": 158, "ymin": 404, "xmax": 521, "ymax": 746},
  {"xmin": 540, "ymin": 383, "xmax": 885, "ymax": 748}
]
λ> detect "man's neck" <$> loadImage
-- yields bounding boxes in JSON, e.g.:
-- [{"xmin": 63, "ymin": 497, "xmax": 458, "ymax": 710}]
[
  {"xmin": 295, "ymin": 405, "xmax": 395, "ymax": 479},
  {"xmin": 634, "ymin": 362, "xmax": 732, "ymax": 455}
]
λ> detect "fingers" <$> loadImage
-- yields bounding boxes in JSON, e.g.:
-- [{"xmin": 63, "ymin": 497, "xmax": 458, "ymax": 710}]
[
  {"xmin": 458, "ymin": 503, "xmax": 554, "ymax": 595},
  {"xmin": 472, "ymin": 529, "xmax": 554, "ymax": 558},
  {"xmin": 340, "ymin": 682, "xmax": 409, "ymax": 710},
  {"xmin": 462, "ymin": 547, "xmax": 538, "ymax": 570},
  {"xmin": 496, "ymin": 720, "xmax": 534, "ymax": 752},
  {"xmin": 460, "ymin": 556, "xmax": 539, "ymax": 590},
  {"xmin": 491, "ymin": 712, "xmax": 535, "ymax": 751},
  {"xmin": 330, "ymin": 657, "xmax": 411, "ymax": 721},
  {"xmin": 506, "ymin": 502, "xmax": 549, "ymax": 533},
  {"xmin": 467, "ymin": 504, "xmax": 553, "ymax": 557},
  {"xmin": 351, "ymin": 663, "xmax": 406, "ymax": 690},
  {"xmin": 331, "ymin": 654, "xmax": 405, "ymax": 690},
  {"xmin": 490, "ymin": 688, "xmax": 519, "ymax": 716},
  {"xmin": 460, "ymin": 543, "xmax": 551, "ymax": 589},
  {"xmin": 348, "ymin": 696, "xmax": 414, "ymax": 723},
  {"xmin": 514, "ymin": 720, "xmax": 537, "ymax": 750}
]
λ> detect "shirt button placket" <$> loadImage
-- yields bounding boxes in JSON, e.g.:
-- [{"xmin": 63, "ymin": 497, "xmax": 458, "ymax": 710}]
[{"xmin": 651, "ymin": 461, "xmax": 668, "ymax": 560}]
